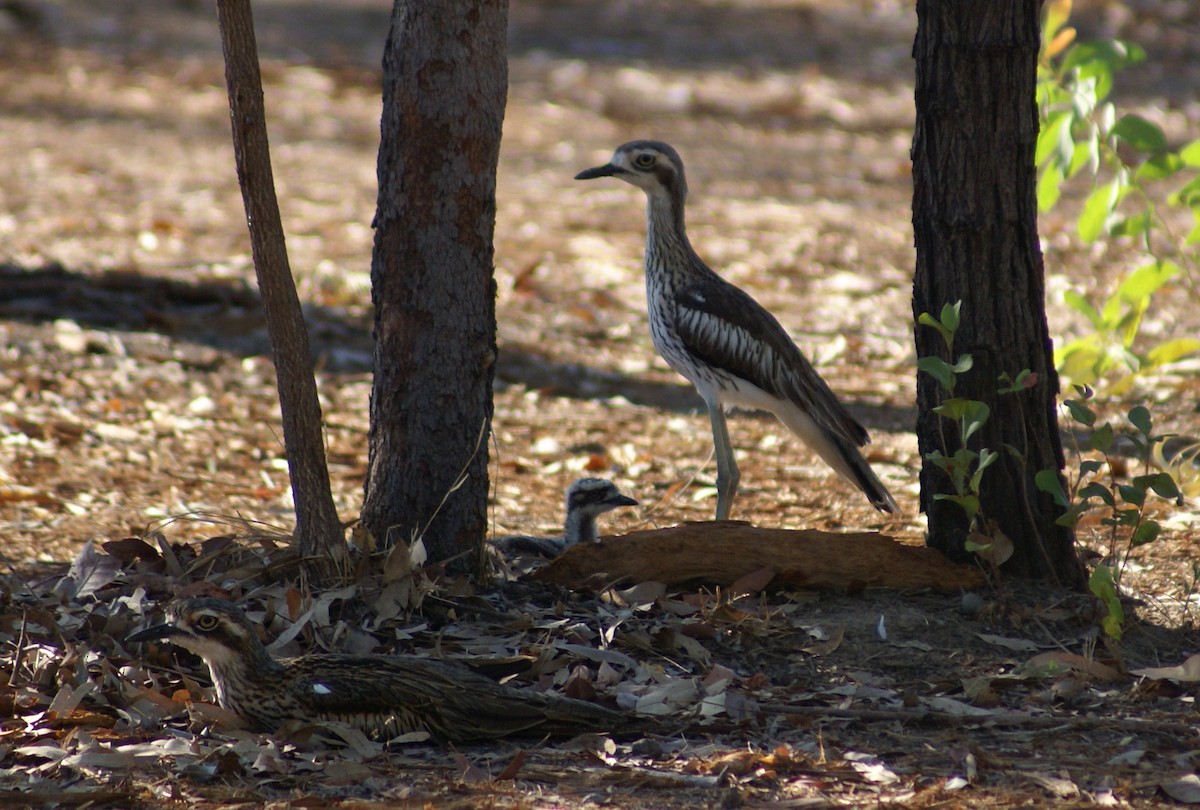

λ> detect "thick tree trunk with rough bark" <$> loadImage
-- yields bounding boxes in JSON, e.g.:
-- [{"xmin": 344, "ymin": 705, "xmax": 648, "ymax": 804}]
[
  {"xmin": 911, "ymin": 0, "xmax": 1085, "ymax": 587},
  {"xmin": 362, "ymin": 0, "xmax": 507, "ymax": 572},
  {"xmin": 215, "ymin": 0, "xmax": 346, "ymax": 583}
]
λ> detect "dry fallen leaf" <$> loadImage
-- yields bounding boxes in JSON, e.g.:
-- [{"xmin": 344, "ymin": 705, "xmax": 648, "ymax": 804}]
[
  {"xmin": 1131, "ymin": 653, "xmax": 1200, "ymax": 682},
  {"xmin": 801, "ymin": 624, "xmax": 845, "ymax": 656},
  {"xmin": 728, "ymin": 566, "xmax": 775, "ymax": 597},
  {"xmin": 1162, "ymin": 774, "xmax": 1200, "ymax": 804},
  {"xmin": 1022, "ymin": 651, "xmax": 1123, "ymax": 682},
  {"xmin": 976, "ymin": 633, "xmax": 1041, "ymax": 652}
]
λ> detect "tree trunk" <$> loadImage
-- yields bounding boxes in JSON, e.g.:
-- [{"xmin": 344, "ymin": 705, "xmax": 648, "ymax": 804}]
[
  {"xmin": 911, "ymin": 0, "xmax": 1085, "ymax": 587},
  {"xmin": 362, "ymin": 0, "xmax": 507, "ymax": 573},
  {"xmin": 215, "ymin": 0, "xmax": 347, "ymax": 583}
]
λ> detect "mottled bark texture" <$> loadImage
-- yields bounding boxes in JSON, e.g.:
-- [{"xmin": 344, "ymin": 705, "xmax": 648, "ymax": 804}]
[
  {"xmin": 911, "ymin": 0, "xmax": 1085, "ymax": 586},
  {"xmin": 362, "ymin": 0, "xmax": 507, "ymax": 572},
  {"xmin": 215, "ymin": 0, "xmax": 346, "ymax": 582}
]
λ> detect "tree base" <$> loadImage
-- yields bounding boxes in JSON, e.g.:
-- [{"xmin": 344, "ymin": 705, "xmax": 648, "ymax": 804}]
[{"xmin": 532, "ymin": 521, "xmax": 985, "ymax": 593}]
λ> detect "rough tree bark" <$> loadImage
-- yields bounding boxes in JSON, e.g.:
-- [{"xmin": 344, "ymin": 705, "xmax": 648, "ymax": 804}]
[
  {"xmin": 911, "ymin": 0, "xmax": 1086, "ymax": 587},
  {"xmin": 214, "ymin": 0, "xmax": 346, "ymax": 583},
  {"xmin": 362, "ymin": 0, "xmax": 507, "ymax": 572}
]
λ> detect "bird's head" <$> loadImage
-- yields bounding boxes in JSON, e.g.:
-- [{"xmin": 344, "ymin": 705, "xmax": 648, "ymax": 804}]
[
  {"xmin": 566, "ymin": 477, "xmax": 639, "ymax": 520},
  {"xmin": 575, "ymin": 140, "xmax": 688, "ymax": 202},
  {"xmin": 127, "ymin": 596, "xmax": 265, "ymax": 671}
]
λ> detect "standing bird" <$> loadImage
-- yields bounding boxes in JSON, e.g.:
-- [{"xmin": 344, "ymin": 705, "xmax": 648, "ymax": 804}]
[
  {"xmin": 575, "ymin": 141, "xmax": 897, "ymax": 519},
  {"xmin": 128, "ymin": 596, "xmax": 626, "ymax": 743},
  {"xmin": 494, "ymin": 478, "xmax": 638, "ymax": 558}
]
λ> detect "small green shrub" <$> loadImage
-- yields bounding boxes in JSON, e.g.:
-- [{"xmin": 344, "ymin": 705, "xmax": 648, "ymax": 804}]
[{"xmin": 1037, "ymin": 0, "xmax": 1200, "ymax": 391}]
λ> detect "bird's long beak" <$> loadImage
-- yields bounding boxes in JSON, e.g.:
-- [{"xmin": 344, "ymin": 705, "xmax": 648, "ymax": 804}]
[
  {"xmin": 608, "ymin": 494, "xmax": 638, "ymax": 508},
  {"xmin": 575, "ymin": 163, "xmax": 620, "ymax": 181},
  {"xmin": 126, "ymin": 622, "xmax": 181, "ymax": 644}
]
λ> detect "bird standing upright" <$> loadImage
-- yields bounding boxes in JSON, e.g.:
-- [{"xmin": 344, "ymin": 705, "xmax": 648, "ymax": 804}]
[{"xmin": 575, "ymin": 140, "xmax": 897, "ymax": 519}]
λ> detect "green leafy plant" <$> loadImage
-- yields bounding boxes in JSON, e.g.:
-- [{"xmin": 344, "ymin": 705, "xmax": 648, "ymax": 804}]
[
  {"xmin": 1035, "ymin": 387, "xmax": 1183, "ymax": 638},
  {"xmin": 1037, "ymin": 0, "xmax": 1200, "ymax": 391},
  {"xmin": 916, "ymin": 303, "xmax": 1012, "ymax": 566}
]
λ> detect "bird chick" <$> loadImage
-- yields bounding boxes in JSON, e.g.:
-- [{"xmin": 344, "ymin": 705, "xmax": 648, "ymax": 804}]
[{"xmin": 495, "ymin": 477, "xmax": 638, "ymax": 558}]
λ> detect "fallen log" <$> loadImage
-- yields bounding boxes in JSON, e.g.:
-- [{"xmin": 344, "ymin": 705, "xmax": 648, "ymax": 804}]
[{"xmin": 531, "ymin": 521, "xmax": 984, "ymax": 593}]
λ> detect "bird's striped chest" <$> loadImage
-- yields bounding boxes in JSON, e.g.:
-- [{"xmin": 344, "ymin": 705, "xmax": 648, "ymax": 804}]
[{"xmin": 644, "ymin": 262, "xmax": 690, "ymax": 370}]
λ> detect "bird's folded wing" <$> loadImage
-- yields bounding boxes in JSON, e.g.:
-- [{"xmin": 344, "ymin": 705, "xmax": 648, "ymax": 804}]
[
  {"xmin": 673, "ymin": 281, "xmax": 869, "ymax": 446},
  {"xmin": 293, "ymin": 655, "xmax": 598, "ymax": 741}
]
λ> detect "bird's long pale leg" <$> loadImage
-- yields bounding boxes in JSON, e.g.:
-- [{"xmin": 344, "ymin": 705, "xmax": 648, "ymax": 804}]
[{"xmin": 707, "ymin": 402, "xmax": 740, "ymax": 520}]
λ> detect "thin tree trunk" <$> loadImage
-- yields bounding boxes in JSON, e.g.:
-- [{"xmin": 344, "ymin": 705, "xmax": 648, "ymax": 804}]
[
  {"xmin": 911, "ymin": 0, "xmax": 1085, "ymax": 587},
  {"xmin": 362, "ymin": 0, "xmax": 507, "ymax": 572},
  {"xmin": 215, "ymin": 0, "xmax": 346, "ymax": 582}
]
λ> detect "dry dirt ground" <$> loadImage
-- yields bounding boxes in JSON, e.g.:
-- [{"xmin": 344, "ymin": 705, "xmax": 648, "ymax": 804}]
[{"xmin": 1, "ymin": 0, "xmax": 1200, "ymax": 807}]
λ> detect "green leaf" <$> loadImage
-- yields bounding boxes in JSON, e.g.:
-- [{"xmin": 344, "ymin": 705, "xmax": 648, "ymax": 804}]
[
  {"xmin": 951, "ymin": 354, "xmax": 974, "ymax": 374},
  {"xmin": 1116, "ymin": 260, "xmax": 1177, "ymax": 303},
  {"xmin": 1135, "ymin": 152, "xmax": 1183, "ymax": 181},
  {"xmin": 918, "ymin": 311, "xmax": 954, "ymax": 350},
  {"xmin": 917, "ymin": 356, "xmax": 956, "ymax": 392},
  {"xmin": 1117, "ymin": 483, "xmax": 1146, "ymax": 507},
  {"xmin": 1078, "ymin": 179, "xmax": 1121, "ymax": 242},
  {"xmin": 1036, "ymin": 110, "xmax": 1072, "ymax": 166},
  {"xmin": 1079, "ymin": 459, "xmax": 1104, "ymax": 476},
  {"xmin": 1131, "ymin": 520, "xmax": 1160, "ymax": 546},
  {"xmin": 1068, "ymin": 127, "xmax": 1100, "ymax": 178},
  {"xmin": 1188, "ymin": 210, "xmax": 1200, "ymax": 247},
  {"xmin": 1146, "ymin": 338, "xmax": 1200, "ymax": 368},
  {"xmin": 1127, "ymin": 405, "xmax": 1152, "ymax": 436},
  {"xmin": 1179, "ymin": 138, "xmax": 1200, "ymax": 167},
  {"xmin": 1173, "ymin": 177, "xmax": 1200, "ymax": 208},
  {"xmin": 1063, "ymin": 399, "xmax": 1096, "ymax": 427},
  {"xmin": 933, "ymin": 397, "xmax": 978, "ymax": 421},
  {"xmin": 1109, "ymin": 211, "xmax": 1150, "ymax": 239},
  {"xmin": 1035, "ymin": 469, "xmax": 1069, "ymax": 507},
  {"xmin": 1055, "ymin": 338, "xmax": 1103, "ymax": 386},
  {"xmin": 1063, "ymin": 40, "xmax": 1144, "ymax": 102},
  {"xmin": 1079, "ymin": 481, "xmax": 1115, "ymax": 506},
  {"xmin": 933, "ymin": 493, "xmax": 980, "ymax": 524},
  {"xmin": 1089, "ymin": 566, "xmax": 1125, "ymax": 640},
  {"xmin": 925, "ymin": 449, "xmax": 952, "ymax": 473},
  {"xmin": 1037, "ymin": 161, "xmax": 1065, "ymax": 212},
  {"xmin": 960, "ymin": 401, "xmax": 991, "ymax": 444},
  {"xmin": 1071, "ymin": 73, "xmax": 1100, "ymax": 118},
  {"xmin": 941, "ymin": 301, "xmax": 961, "ymax": 333},
  {"xmin": 1111, "ymin": 114, "xmax": 1167, "ymax": 153},
  {"xmin": 1139, "ymin": 472, "xmax": 1181, "ymax": 501},
  {"xmin": 969, "ymin": 449, "xmax": 1000, "ymax": 493},
  {"xmin": 1089, "ymin": 422, "xmax": 1115, "ymax": 453},
  {"xmin": 1062, "ymin": 289, "xmax": 1102, "ymax": 328}
]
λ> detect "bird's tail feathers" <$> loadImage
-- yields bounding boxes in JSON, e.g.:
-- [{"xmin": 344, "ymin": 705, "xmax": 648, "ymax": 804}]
[{"xmin": 775, "ymin": 407, "xmax": 899, "ymax": 514}]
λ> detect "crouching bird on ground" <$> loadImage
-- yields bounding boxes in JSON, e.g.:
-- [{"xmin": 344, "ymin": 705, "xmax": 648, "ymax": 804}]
[
  {"xmin": 128, "ymin": 596, "xmax": 626, "ymax": 743},
  {"xmin": 575, "ymin": 140, "xmax": 898, "ymax": 520}
]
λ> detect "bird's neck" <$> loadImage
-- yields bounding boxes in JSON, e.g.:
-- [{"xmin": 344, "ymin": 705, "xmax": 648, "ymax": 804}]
[
  {"xmin": 644, "ymin": 190, "xmax": 699, "ymax": 285},
  {"xmin": 563, "ymin": 508, "xmax": 598, "ymax": 546},
  {"xmin": 202, "ymin": 643, "xmax": 285, "ymax": 711}
]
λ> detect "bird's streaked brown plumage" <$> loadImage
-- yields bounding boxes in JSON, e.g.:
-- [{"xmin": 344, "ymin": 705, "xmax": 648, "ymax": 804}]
[
  {"xmin": 575, "ymin": 140, "xmax": 898, "ymax": 518},
  {"xmin": 128, "ymin": 596, "xmax": 626, "ymax": 743}
]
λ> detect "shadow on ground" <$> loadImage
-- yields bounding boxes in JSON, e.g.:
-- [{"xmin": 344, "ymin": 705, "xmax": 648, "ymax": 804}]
[{"xmin": 1, "ymin": 262, "xmax": 917, "ymax": 432}]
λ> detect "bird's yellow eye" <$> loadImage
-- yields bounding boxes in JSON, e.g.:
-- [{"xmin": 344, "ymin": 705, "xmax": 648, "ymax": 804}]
[
  {"xmin": 194, "ymin": 614, "xmax": 220, "ymax": 632},
  {"xmin": 633, "ymin": 153, "xmax": 656, "ymax": 169}
]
